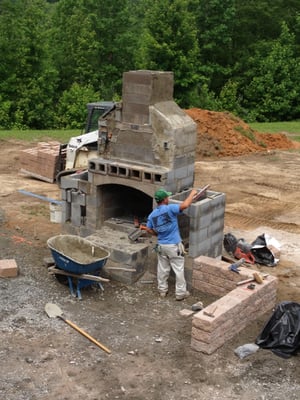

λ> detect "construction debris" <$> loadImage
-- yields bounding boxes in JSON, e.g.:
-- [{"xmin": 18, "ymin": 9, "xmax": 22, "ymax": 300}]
[{"xmin": 191, "ymin": 301, "xmax": 204, "ymax": 312}]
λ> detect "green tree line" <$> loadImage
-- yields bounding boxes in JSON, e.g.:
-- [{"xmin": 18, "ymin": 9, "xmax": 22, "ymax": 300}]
[{"xmin": 1, "ymin": 0, "xmax": 300, "ymax": 129}]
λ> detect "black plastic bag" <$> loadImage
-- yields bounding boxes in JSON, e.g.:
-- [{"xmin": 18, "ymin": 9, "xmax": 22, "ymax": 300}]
[
  {"xmin": 251, "ymin": 233, "xmax": 277, "ymax": 266},
  {"xmin": 255, "ymin": 301, "xmax": 300, "ymax": 358},
  {"xmin": 223, "ymin": 233, "xmax": 238, "ymax": 254},
  {"xmin": 224, "ymin": 232, "xmax": 280, "ymax": 266}
]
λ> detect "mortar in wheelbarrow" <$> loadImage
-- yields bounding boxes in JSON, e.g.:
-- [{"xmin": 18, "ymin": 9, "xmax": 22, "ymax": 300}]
[{"xmin": 47, "ymin": 235, "xmax": 110, "ymax": 274}]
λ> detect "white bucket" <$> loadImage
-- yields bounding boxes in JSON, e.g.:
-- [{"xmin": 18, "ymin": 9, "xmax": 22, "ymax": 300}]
[{"xmin": 49, "ymin": 202, "xmax": 62, "ymax": 223}]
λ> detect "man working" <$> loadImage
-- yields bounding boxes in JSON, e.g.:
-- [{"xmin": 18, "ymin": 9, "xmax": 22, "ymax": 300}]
[{"xmin": 146, "ymin": 188, "xmax": 198, "ymax": 300}]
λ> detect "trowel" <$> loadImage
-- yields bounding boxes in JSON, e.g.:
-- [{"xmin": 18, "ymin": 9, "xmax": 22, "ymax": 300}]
[{"xmin": 44, "ymin": 303, "xmax": 111, "ymax": 354}]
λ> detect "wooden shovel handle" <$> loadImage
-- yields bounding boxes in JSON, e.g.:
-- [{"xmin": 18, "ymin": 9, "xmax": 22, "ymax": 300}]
[{"xmin": 63, "ymin": 318, "xmax": 111, "ymax": 354}]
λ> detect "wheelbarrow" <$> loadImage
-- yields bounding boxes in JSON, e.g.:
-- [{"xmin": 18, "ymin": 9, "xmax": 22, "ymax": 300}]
[{"xmin": 47, "ymin": 235, "xmax": 110, "ymax": 299}]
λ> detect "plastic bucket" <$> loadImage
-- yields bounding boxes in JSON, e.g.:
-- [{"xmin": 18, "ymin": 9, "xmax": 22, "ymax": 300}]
[{"xmin": 49, "ymin": 202, "xmax": 62, "ymax": 223}]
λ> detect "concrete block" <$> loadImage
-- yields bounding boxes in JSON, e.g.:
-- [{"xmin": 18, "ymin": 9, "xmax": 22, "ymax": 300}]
[
  {"xmin": 71, "ymin": 203, "xmax": 83, "ymax": 227},
  {"xmin": 189, "ymin": 227, "xmax": 209, "ymax": 244},
  {"xmin": 60, "ymin": 175, "xmax": 80, "ymax": 190},
  {"xmin": 188, "ymin": 238, "xmax": 212, "ymax": 258},
  {"xmin": 71, "ymin": 191, "xmax": 86, "ymax": 206},
  {"xmin": 66, "ymin": 189, "xmax": 72, "ymax": 203},
  {"xmin": 188, "ymin": 197, "xmax": 213, "ymax": 218},
  {"xmin": 88, "ymin": 159, "xmax": 108, "ymax": 175},
  {"xmin": 178, "ymin": 176, "xmax": 194, "ymax": 191},
  {"xmin": 195, "ymin": 213, "xmax": 214, "ymax": 229},
  {"xmin": 0, "ymin": 259, "xmax": 18, "ymax": 277},
  {"xmin": 77, "ymin": 180, "xmax": 91, "ymax": 194},
  {"xmin": 208, "ymin": 218, "xmax": 225, "ymax": 235},
  {"xmin": 61, "ymin": 202, "xmax": 71, "ymax": 222},
  {"xmin": 122, "ymin": 70, "xmax": 173, "ymax": 107},
  {"xmin": 173, "ymin": 156, "xmax": 189, "ymax": 169},
  {"xmin": 61, "ymin": 189, "xmax": 67, "ymax": 201}
]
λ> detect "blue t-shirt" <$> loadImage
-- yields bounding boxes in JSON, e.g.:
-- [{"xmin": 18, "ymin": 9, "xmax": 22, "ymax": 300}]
[{"xmin": 147, "ymin": 203, "xmax": 182, "ymax": 244}]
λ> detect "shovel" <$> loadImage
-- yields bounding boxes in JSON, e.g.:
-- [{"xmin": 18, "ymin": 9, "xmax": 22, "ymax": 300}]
[{"xmin": 45, "ymin": 303, "xmax": 111, "ymax": 354}]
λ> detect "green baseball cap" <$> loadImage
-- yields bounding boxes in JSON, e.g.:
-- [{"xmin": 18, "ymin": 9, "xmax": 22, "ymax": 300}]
[{"xmin": 154, "ymin": 188, "xmax": 172, "ymax": 202}]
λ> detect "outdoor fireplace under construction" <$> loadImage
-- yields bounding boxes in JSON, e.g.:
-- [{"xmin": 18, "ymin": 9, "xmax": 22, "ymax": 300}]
[{"xmin": 60, "ymin": 70, "xmax": 226, "ymax": 284}]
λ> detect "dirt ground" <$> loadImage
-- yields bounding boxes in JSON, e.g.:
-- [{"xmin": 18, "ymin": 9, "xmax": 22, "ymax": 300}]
[{"xmin": 1, "ymin": 112, "xmax": 300, "ymax": 400}]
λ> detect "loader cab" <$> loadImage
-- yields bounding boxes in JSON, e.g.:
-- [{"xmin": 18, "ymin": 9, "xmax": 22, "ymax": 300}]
[{"xmin": 84, "ymin": 101, "xmax": 115, "ymax": 134}]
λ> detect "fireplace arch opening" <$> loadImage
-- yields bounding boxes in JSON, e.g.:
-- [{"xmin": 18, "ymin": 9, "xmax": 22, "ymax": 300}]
[{"xmin": 96, "ymin": 183, "xmax": 153, "ymax": 227}]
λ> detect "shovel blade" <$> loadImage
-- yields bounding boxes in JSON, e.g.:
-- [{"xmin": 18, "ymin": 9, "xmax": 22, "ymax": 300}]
[
  {"xmin": 45, "ymin": 302, "xmax": 63, "ymax": 318},
  {"xmin": 45, "ymin": 303, "xmax": 111, "ymax": 354}
]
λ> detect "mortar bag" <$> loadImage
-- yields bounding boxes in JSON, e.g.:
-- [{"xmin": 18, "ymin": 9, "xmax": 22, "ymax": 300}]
[
  {"xmin": 255, "ymin": 301, "xmax": 300, "ymax": 359},
  {"xmin": 223, "ymin": 233, "xmax": 238, "ymax": 254}
]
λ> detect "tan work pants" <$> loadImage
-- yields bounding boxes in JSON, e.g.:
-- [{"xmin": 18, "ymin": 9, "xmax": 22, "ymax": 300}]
[{"xmin": 157, "ymin": 244, "xmax": 187, "ymax": 296}]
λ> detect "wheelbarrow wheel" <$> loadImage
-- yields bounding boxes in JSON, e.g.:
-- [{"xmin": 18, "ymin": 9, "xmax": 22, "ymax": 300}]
[{"xmin": 54, "ymin": 273, "xmax": 69, "ymax": 286}]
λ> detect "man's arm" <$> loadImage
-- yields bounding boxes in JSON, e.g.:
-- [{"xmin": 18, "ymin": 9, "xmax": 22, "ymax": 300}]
[
  {"xmin": 180, "ymin": 189, "xmax": 198, "ymax": 211},
  {"xmin": 141, "ymin": 225, "xmax": 157, "ymax": 236}
]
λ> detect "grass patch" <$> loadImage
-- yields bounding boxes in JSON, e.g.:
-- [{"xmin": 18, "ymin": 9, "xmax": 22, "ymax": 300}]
[
  {"xmin": 234, "ymin": 125, "xmax": 272, "ymax": 148},
  {"xmin": 1, "ymin": 120, "xmax": 300, "ymax": 144},
  {"xmin": 21, "ymin": 204, "xmax": 49, "ymax": 217},
  {"xmin": 0, "ymin": 129, "xmax": 80, "ymax": 143},
  {"xmin": 234, "ymin": 125, "xmax": 256, "ymax": 141},
  {"xmin": 249, "ymin": 121, "xmax": 300, "ymax": 136}
]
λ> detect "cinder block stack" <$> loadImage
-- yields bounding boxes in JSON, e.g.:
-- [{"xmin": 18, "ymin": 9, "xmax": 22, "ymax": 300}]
[
  {"xmin": 20, "ymin": 141, "xmax": 61, "ymax": 183},
  {"xmin": 191, "ymin": 255, "xmax": 278, "ymax": 354},
  {"xmin": 171, "ymin": 190, "xmax": 226, "ymax": 259}
]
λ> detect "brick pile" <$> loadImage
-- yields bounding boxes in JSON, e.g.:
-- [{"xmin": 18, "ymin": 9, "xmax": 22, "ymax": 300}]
[
  {"xmin": 191, "ymin": 256, "xmax": 278, "ymax": 354},
  {"xmin": 19, "ymin": 141, "xmax": 61, "ymax": 183}
]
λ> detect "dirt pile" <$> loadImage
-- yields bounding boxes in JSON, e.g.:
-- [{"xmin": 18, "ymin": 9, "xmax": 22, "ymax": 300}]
[{"xmin": 186, "ymin": 108, "xmax": 300, "ymax": 160}]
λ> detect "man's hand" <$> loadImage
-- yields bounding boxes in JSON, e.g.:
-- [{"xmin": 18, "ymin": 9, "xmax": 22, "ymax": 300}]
[
  {"xmin": 192, "ymin": 184, "xmax": 210, "ymax": 202},
  {"xmin": 140, "ymin": 225, "xmax": 157, "ymax": 236},
  {"xmin": 180, "ymin": 189, "xmax": 198, "ymax": 210}
]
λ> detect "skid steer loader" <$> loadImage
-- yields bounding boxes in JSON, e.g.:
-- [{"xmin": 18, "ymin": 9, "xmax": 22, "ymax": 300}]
[
  {"xmin": 56, "ymin": 101, "xmax": 115, "ymax": 182},
  {"xmin": 19, "ymin": 101, "xmax": 115, "ymax": 183}
]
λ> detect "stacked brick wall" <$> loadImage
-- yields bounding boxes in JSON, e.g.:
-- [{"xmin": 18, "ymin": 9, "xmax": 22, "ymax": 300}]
[
  {"xmin": 191, "ymin": 256, "xmax": 278, "ymax": 354},
  {"xmin": 20, "ymin": 141, "xmax": 61, "ymax": 183}
]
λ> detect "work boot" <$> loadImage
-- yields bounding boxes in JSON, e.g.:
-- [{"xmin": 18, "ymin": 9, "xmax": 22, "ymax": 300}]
[
  {"xmin": 159, "ymin": 291, "xmax": 168, "ymax": 298},
  {"xmin": 175, "ymin": 291, "xmax": 190, "ymax": 301}
]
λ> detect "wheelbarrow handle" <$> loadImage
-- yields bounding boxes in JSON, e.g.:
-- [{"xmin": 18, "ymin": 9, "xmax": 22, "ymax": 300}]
[{"xmin": 61, "ymin": 317, "xmax": 111, "ymax": 354}]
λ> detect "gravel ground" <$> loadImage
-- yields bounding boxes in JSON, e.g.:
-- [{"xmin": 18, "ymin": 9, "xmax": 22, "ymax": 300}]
[{"xmin": 0, "ymin": 141, "xmax": 299, "ymax": 399}]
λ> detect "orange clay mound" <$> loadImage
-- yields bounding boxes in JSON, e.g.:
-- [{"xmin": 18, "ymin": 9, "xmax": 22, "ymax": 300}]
[{"xmin": 185, "ymin": 108, "xmax": 300, "ymax": 160}]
